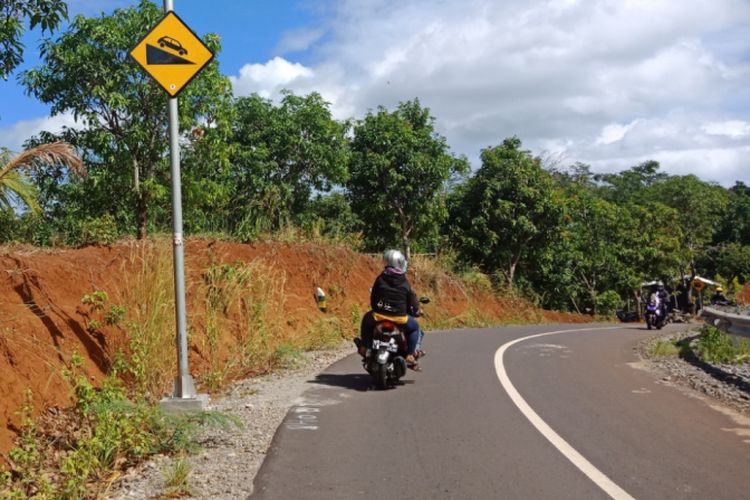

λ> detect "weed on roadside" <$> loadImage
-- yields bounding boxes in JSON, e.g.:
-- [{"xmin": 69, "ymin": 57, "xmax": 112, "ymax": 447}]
[
  {"xmin": 0, "ymin": 352, "xmax": 240, "ymax": 499},
  {"xmin": 693, "ymin": 325, "xmax": 750, "ymax": 364},
  {"xmin": 648, "ymin": 338, "xmax": 681, "ymax": 357},
  {"xmin": 162, "ymin": 457, "xmax": 192, "ymax": 497}
]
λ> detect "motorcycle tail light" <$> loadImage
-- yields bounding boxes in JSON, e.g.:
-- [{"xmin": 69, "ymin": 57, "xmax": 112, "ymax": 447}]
[{"xmin": 380, "ymin": 321, "xmax": 396, "ymax": 330}]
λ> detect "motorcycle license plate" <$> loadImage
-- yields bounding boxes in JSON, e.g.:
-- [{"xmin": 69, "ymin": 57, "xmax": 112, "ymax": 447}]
[{"xmin": 372, "ymin": 339, "xmax": 398, "ymax": 353}]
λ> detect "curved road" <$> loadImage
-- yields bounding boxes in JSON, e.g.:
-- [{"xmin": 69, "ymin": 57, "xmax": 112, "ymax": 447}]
[{"xmin": 250, "ymin": 324, "xmax": 750, "ymax": 499}]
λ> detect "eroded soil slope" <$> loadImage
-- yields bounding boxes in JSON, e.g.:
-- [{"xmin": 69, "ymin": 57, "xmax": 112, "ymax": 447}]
[{"xmin": 0, "ymin": 239, "xmax": 584, "ymax": 455}]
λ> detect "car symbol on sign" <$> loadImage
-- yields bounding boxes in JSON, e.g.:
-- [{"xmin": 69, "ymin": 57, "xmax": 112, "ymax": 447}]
[{"xmin": 157, "ymin": 36, "xmax": 188, "ymax": 56}]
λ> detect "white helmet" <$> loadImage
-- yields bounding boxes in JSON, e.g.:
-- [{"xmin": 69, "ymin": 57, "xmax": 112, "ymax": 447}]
[{"xmin": 383, "ymin": 249, "xmax": 407, "ymax": 272}]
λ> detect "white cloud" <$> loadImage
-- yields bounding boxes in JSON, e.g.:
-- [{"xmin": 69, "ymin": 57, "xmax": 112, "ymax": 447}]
[
  {"xmin": 703, "ymin": 120, "xmax": 750, "ymax": 139},
  {"xmin": 230, "ymin": 57, "xmax": 314, "ymax": 98},
  {"xmin": 274, "ymin": 28, "xmax": 324, "ymax": 55},
  {"xmin": 0, "ymin": 113, "xmax": 80, "ymax": 152},
  {"xmin": 228, "ymin": 0, "xmax": 750, "ymax": 185},
  {"xmin": 596, "ymin": 121, "xmax": 640, "ymax": 145}
]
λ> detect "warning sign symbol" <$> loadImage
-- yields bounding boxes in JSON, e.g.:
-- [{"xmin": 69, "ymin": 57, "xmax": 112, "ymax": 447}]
[{"xmin": 130, "ymin": 11, "xmax": 213, "ymax": 97}]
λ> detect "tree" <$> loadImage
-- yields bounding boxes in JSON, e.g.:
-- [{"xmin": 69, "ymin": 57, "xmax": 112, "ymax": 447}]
[
  {"xmin": 1, "ymin": 0, "xmax": 68, "ymax": 80},
  {"xmin": 595, "ymin": 160, "xmax": 668, "ymax": 205},
  {"xmin": 715, "ymin": 182, "xmax": 750, "ymax": 246},
  {"xmin": 449, "ymin": 137, "xmax": 562, "ymax": 288},
  {"xmin": 347, "ymin": 99, "xmax": 468, "ymax": 258},
  {"xmin": 648, "ymin": 175, "xmax": 728, "ymax": 273},
  {"xmin": 0, "ymin": 141, "xmax": 81, "ymax": 213},
  {"xmin": 226, "ymin": 91, "xmax": 349, "ymax": 236},
  {"xmin": 21, "ymin": 0, "xmax": 232, "ymax": 240}
]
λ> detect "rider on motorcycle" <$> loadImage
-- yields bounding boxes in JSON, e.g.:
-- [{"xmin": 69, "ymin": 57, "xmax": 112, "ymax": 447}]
[
  {"xmin": 655, "ymin": 281, "xmax": 669, "ymax": 317},
  {"xmin": 356, "ymin": 249, "xmax": 425, "ymax": 371},
  {"xmin": 710, "ymin": 286, "xmax": 729, "ymax": 306}
]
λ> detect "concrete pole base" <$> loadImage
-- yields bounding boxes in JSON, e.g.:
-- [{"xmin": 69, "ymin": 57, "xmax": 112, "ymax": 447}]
[
  {"xmin": 159, "ymin": 375, "xmax": 209, "ymax": 413},
  {"xmin": 159, "ymin": 393, "xmax": 209, "ymax": 413}
]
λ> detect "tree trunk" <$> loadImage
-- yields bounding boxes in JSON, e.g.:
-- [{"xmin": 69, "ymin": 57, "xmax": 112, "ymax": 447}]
[
  {"xmin": 136, "ymin": 190, "xmax": 148, "ymax": 240},
  {"xmin": 635, "ymin": 290, "xmax": 642, "ymax": 321},
  {"xmin": 506, "ymin": 262, "xmax": 516, "ymax": 288},
  {"xmin": 403, "ymin": 236, "xmax": 411, "ymax": 262}
]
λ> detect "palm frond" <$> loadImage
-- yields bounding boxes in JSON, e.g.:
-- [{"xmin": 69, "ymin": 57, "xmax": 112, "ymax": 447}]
[
  {"xmin": 0, "ymin": 141, "xmax": 82, "ymax": 214},
  {"xmin": 0, "ymin": 141, "xmax": 85, "ymax": 180},
  {"xmin": 0, "ymin": 170, "xmax": 41, "ymax": 213}
]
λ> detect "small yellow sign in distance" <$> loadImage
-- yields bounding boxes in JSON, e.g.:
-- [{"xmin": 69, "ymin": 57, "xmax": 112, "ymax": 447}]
[{"xmin": 129, "ymin": 11, "xmax": 213, "ymax": 97}]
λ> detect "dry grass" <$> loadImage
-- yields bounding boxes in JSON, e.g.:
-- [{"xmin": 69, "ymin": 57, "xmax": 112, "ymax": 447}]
[{"xmin": 117, "ymin": 242, "xmax": 177, "ymax": 399}]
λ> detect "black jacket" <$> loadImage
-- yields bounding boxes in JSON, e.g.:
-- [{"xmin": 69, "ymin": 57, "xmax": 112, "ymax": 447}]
[{"xmin": 370, "ymin": 270, "xmax": 419, "ymax": 316}]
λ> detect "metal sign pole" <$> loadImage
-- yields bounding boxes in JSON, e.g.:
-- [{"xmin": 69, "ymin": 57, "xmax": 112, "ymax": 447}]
[{"xmin": 160, "ymin": 0, "xmax": 207, "ymax": 411}]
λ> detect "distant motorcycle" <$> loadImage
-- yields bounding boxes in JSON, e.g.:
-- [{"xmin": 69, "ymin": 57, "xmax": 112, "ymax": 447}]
[
  {"xmin": 362, "ymin": 297, "xmax": 429, "ymax": 390},
  {"xmin": 645, "ymin": 299, "xmax": 665, "ymax": 330}
]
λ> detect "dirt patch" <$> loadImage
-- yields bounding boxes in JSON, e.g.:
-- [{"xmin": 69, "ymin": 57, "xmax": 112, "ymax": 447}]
[
  {"xmin": 0, "ymin": 238, "xmax": 588, "ymax": 456},
  {"xmin": 738, "ymin": 282, "xmax": 750, "ymax": 305}
]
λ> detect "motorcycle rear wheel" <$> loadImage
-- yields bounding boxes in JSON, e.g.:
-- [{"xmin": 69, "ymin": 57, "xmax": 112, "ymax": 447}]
[{"xmin": 375, "ymin": 362, "xmax": 388, "ymax": 390}]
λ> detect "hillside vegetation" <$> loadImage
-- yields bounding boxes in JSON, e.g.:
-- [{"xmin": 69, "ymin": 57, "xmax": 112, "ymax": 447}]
[
  {"xmin": 0, "ymin": 238, "xmax": 585, "ymax": 457},
  {"xmin": 0, "ymin": 1, "xmax": 746, "ymax": 319}
]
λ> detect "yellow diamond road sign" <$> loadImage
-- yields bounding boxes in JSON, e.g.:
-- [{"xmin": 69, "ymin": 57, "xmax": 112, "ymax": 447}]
[{"xmin": 129, "ymin": 11, "xmax": 213, "ymax": 97}]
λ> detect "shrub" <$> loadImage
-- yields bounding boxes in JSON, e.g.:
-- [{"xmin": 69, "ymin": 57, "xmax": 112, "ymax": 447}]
[
  {"xmin": 693, "ymin": 325, "xmax": 750, "ymax": 364},
  {"xmin": 74, "ymin": 214, "xmax": 119, "ymax": 246}
]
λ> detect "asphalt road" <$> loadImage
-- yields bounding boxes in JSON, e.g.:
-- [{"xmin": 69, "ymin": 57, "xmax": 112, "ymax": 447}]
[{"xmin": 250, "ymin": 324, "xmax": 750, "ymax": 499}]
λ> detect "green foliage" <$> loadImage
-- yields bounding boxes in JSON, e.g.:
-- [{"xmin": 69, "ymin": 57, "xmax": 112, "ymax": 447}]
[
  {"xmin": 0, "ymin": 0, "xmax": 68, "ymax": 80},
  {"xmin": 0, "ymin": 151, "xmax": 40, "ymax": 214},
  {"xmin": 225, "ymin": 91, "xmax": 350, "ymax": 236},
  {"xmin": 21, "ymin": 0, "xmax": 233, "ymax": 240},
  {"xmin": 1, "ymin": 351, "xmax": 239, "ymax": 498},
  {"xmin": 163, "ymin": 457, "xmax": 192, "ymax": 496},
  {"xmin": 4, "ymin": 389, "xmax": 54, "ymax": 498},
  {"xmin": 715, "ymin": 181, "xmax": 750, "ymax": 245},
  {"xmin": 594, "ymin": 290, "xmax": 622, "ymax": 317},
  {"xmin": 693, "ymin": 325, "xmax": 750, "ymax": 364},
  {"xmin": 105, "ymin": 304, "xmax": 126, "ymax": 326},
  {"xmin": 75, "ymin": 213, "xmax": 119, "ymax": 246},
  {"xmin": 81, "ymin": 290, "xmax": 108, "ymax": 311},
  {"xmin": 648, "ymin": 338, "xmax": 681, "ymax": 357},
  {"xmin": 347, "ymin": 98, "xmax": 468, "ymax": 256},
  {"xmin": 448, "ymin": 137, "xmax": 562, "ymax": 288}
]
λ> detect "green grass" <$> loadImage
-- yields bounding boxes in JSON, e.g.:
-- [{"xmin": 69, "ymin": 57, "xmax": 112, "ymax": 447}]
[
  {"xmin": 0, "ymin": 352, "xmax": 239, "ymax": 499},
  {"xmin": 162, "ymin": 457, "xmax": 192, "ymax": 497},
  {"xmin": 693, "ymin": 325, "xmax": 750, "ymax": 364},
  {"xmin": 648, "ymin": 338, "xmax": 681, "ymax": 357}
]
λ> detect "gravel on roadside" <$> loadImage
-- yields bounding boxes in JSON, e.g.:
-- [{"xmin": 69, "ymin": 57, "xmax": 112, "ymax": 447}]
[
  {"xmin": 107, "ymin": 341, "xmax": 355, "ymax": 499},
  {"xmin": 636, "ymin": 328, "xmax": 750, "ymax": 414}
]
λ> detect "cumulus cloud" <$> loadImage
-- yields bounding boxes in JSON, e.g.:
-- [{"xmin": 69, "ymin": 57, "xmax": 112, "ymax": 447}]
[
  {"xmin": 0, "ymin": 113, "xmax": 80, "ymax": 152},
  {"xmin": 230, "ymin": 57, "xmax": 314, "ymax": 98},
  {"xmin": 228, "ymin": 0, "xmax": 750, "ymax": 185},
  {"xmin": 703, "ymin": 120, "xmax": 750, "ymax": 139}
]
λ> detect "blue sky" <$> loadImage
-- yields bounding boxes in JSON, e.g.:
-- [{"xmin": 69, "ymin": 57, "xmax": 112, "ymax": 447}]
[{"xmin": 2, "ymin": 0, "xmax": 750, "ymax": 186}]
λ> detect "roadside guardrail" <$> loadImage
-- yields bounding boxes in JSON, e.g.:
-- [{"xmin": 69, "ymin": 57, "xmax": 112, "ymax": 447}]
[{"xmin": 700, "ymin": 306, "xmax": 750, "ymax": 339}]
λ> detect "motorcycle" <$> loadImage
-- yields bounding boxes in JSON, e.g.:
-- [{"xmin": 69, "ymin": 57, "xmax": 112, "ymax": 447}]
[
  {"xmin": 644, "ymin": 299, "xmax": 664, "ymax": 330},
  {"xmin": 362, "ymin": 297, "xmax": 429, "ymax": 390}
]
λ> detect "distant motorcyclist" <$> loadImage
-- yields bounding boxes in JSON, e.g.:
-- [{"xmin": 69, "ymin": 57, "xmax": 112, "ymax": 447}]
[
  {"xmin": 710, "ymin": 286, "xmax": 729, "ymax": 306},
  {"xmin": 355, "ymin": 249, "xmax": 425, "ymax": 371},
  {"xmin": 655, "ymin": 281, "xmax": 669, "ymax": 315}
]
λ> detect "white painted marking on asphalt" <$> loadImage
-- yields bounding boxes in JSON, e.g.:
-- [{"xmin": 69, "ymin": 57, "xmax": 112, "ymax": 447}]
[{"xmin": 494, "ymin": 327, "xmax": 635, "ymax": 500}]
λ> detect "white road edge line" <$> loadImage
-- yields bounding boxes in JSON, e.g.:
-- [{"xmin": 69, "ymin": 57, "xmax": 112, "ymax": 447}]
[{"xmin": 494, "ymin": 326, "xmax": 635, "ymax": 500}]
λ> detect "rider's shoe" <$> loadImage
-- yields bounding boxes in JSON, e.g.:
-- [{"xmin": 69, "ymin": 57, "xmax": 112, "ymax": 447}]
[
  {"xmin": 353, "ymin": 337, "xmax": 367, "ymax": 358},
  {"xmin": 405, "ymin": 354, "xmax": 422, "ymax": 372}
]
